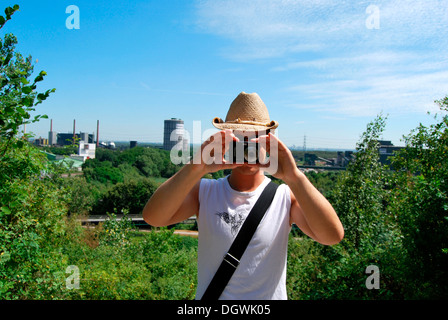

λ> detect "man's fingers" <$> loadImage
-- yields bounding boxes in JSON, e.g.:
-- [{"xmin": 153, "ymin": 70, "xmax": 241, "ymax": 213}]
[
  {"xmin": 251, "ymin": 133, "xmax": 277, "ymax": 154},
  {"xmin": 201, "ymin": 130, "xmax": 242, "ymax": 166},
  {"xmin": 222, "ymin": 130, "xmax": 238, "ymax": 153}
]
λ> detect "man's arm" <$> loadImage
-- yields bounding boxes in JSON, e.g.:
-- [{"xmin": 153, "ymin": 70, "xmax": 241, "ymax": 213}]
[
  {"xmin": 142, "ymin": 164, "xmax": 203, "ymax": 227},
  {"xmin": 254, "ymin": 133, "xmax": 344, "ymax": 245},
  {"xmin": 287, "ymin": 173, "xmax": 344, "ymax": 245},
  {"xmin": 142, "ymin": 130, "xmax": 240, "ymax": 227}
]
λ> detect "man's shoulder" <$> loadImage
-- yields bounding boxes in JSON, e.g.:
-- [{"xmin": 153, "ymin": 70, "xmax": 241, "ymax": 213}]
[
  {"xmin": 199, "ymin": 177, "xmax": 225, "ymax": 191},
  {"xmin": 200, "ymin": 177, "xmax": 222, "ymax": 185}
]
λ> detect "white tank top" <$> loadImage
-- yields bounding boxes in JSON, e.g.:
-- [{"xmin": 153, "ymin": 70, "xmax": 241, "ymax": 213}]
[{"xmin": 196, "ymin": 175, "xmax": 291, "ymax": 300}]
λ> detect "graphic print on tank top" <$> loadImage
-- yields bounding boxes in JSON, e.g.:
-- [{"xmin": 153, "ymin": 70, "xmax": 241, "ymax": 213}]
[{"xmin": 215, "ymin": 211, "xmax": 245, "ymax": 235}]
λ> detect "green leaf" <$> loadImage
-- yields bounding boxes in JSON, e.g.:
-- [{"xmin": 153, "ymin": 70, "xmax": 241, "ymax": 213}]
[
  {"xmin": 0, "ymin": 250, "xmax": 11, "ymax": 264},
  {"xmin": 4, "ymin": 5, "xmax": 19, "ymax": 19},
  {"xmin": 16, "ymin": 139, "xmax": 24, "ymax": 148},
  {"xmin": 4, "ymin": 52, "xmax": 12, "ymax": 65},
  {"xmin": 22, "ymin": 86, "xmax": 32, "ymax": 94},
  {"xmin": 19, "ymin": 77, "xmax": 29, "ymax": 85},
  {"xmin": 34, "ymin": 75, "xmax": 44, "ymax": 83},
  {"xmin": 21, "ymin": 96, "xmax": 34, "ymax": 106},
  {"xmin": 1, "ymin": 206, "xmax": 11, "ymax": 215},
  {"xmin": 37, "ymin": 93, "xmax": 47, "ymax": 100}
]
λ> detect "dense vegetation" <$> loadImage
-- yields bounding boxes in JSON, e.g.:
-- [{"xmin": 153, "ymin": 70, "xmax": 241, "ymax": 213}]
[
  {"xmin": 74, "ymin": 147, "xmax": 178, "ymax": 216},
  {"xmin": 288, "ymin": 106, "xmax": 448, "ymax": 299},
  {"xmin": 1, "ymin": 5, "xmax": 447, "ymax": 300}
]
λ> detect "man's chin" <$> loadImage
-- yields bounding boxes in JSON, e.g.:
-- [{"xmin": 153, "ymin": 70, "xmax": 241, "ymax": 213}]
[{"xmin": 233, "ymin": 163, "xmax": 261, "ymax": 175}]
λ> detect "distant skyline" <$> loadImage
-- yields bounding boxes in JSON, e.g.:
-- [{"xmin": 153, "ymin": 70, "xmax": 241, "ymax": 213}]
[{"xmin": 7, "ymin": 0, "xmax": 448, "ymax": 150}]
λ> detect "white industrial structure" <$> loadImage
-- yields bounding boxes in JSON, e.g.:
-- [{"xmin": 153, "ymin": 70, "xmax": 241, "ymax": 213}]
[
  {"xmin": 75, "ymin": 141, "xmax": 96, "ymax": 161},
  {"xmin": 163, "ymin": 118, "xmax": 189, "ymax": 154}
]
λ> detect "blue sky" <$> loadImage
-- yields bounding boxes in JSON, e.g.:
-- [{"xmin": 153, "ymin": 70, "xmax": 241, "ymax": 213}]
[{"xmin": 5, "ymin": 0, "xmax": 448, "ymax": 149}]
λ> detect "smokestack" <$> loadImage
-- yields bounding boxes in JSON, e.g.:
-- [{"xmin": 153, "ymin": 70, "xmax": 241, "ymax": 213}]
[
  {"xmin": 96, "ymin": 120, "xmax": 99, "ymax": 147},
  {"xmin": 73, "ymin": 119, "xmax": 76, "ymax": 143},
  {"xmin": 49, "ymin": 119, "xmax": 55, "ymax": 146}
]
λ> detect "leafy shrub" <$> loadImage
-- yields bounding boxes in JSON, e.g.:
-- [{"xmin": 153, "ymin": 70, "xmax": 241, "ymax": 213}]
[
  {"xmin": 82, "ymin": 146, "xmax": 180, "ymax": 186},
  {"xmin": 287, "ymin": 115, "xmax": 407, "ymax": 300},
  {"xmin": 0, "ymin": 140, "xmax": 70, "ymax": 299},
  {"xmin": 287, "ymin": 236, "xmax": 406, "ymax": 300},
  {"xmin": 63, "ymin": 225, "xmax": 198, "ymax": 300},
  {"xmin": 329, "ymin": 114, "xmax": 392, "ymax": 252},
  {"xmin": 389, "ymin": 97, "xmax": 448, "ymax": 298},
  {"xmin": 63, "ymin": 176, "xmax": 103, "ymax": 215},
  {"xmin": 83, "ymin": 160, "xmax": 124, "ymax": 185},
  {"xmin": 99, "ymin": 212, "xmax": 135, "ymax": 247},
  {"xmin": 91, "ymin": 177, "xmax": 159, "ymax": 216}
]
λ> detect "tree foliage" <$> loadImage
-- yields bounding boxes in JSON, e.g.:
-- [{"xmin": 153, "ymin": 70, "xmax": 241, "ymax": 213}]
[
  {"xmin": 0, "ymin": 5, "xmax": 65, "ymax": 298},
  {"xmin": 288, "ymin": 115, "xmax": 406, "ymax": 299},
  {"xmin": 330, "ymin": 114, "xmax": 393, "ymax": 252},
  {"xmin": 289, "ymin": 100, "xmax": 448, "ymax": 299},
  {"xmin": 389, "ymin": 97, "xmax": 448, "ymax": 298},
  {"xmin": 92, "ymin": 178, "xmax": 159, "ymax": 216},
  {"xmin": 82, "ymin": 147, "xmax": 179, "ymax": 186},
  {"xmin": 0, "ymin": 4, "xmax": 55, "ymax": 156}
]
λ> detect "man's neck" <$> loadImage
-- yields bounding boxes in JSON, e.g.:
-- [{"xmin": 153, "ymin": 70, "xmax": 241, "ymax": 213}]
[{"xmin": 228, "ymin": 168, "xmax": 265, "ymax": 192}]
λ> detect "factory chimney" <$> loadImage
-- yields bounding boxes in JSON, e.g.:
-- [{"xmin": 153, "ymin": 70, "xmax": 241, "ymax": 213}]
[
  {"xmin": 73, "ymin": 119, "xmax": 76, "ymax": 144},
  {"xmin": 96, "ymin": 120, "xmax": 99, "ymax": 147},
  {"xmin": 48, "ymin": 119, "xmax": 56, "ymax": 145}
]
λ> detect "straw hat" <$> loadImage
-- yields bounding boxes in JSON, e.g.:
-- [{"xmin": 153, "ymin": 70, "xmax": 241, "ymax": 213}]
[{"xmin": 212, "ymin": 92, "xmax": 278, "ymax": 131}]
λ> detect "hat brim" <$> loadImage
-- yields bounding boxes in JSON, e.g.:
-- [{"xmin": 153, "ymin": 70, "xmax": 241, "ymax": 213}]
[{"xmin": 212, "ymin": 117, "xmax": 278, "ymax": 131}]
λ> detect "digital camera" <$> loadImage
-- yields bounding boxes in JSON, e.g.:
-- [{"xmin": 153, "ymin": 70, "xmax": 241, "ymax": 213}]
[{"xmin": 231, "ymin": 140, "xmax": 259, "ymax": 164}]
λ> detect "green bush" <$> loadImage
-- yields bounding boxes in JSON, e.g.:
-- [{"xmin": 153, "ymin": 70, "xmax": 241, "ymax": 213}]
[
  {"xmin": 389, "ymin": 97, "xmax": 448, "ymax": 298},
  {"xmin": 62, "ymin": 220, "xmax": 198, "ymax": 300},
  {"xmin": 100, "ymin": 212, "xmax": 135, "ymax": 247},
  {"xmin": 286, "ymin": 236, "xmax": 406, "ymax": 300},
  {"xmin": 287, "ymin": 103, "xmax": 448, "ymax": 300},
  {"xmin": 83, "ymin": 160, "xmax": 124, "ymax": 185},
  {"xmin": 0, "ymin": 140, "xmax": 70, "ymax": 299},
  {"xmin": 63, "ymin": 176, "xmax": 103, "ymax": 216},
  {"xmin": 286, "ymin": 115, "xmax": 406, "ymax": 300},
  {"xmin": 91, "ymin": 178, "xmax": 159, "ymax": 216}
]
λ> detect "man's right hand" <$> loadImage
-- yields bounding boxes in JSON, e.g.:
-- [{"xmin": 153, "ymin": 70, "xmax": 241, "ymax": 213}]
[{"xmin": 192, "ymin": 129, "xmax": 242, "ymax": 174}]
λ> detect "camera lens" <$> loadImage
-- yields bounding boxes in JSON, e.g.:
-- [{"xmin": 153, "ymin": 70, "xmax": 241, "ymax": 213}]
[{"xmin": 245, "ymin": 144, "xmax": 258, "ymax": 163}]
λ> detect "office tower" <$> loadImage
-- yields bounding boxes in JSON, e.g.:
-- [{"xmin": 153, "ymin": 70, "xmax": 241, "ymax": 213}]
[{"xmin": 163, "ymin": 118, "xmax": 185, "ymax": 151}]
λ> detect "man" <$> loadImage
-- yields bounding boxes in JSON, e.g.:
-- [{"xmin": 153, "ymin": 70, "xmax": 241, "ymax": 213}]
[{"xmin": 143, "ymin": 92, "xmax": 344, "ymax": 300}]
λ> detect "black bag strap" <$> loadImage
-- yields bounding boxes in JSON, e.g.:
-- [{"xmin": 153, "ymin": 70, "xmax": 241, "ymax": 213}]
[{"xmin": 201, "ymin": 181, "xmax": 279, "ymax": 300}]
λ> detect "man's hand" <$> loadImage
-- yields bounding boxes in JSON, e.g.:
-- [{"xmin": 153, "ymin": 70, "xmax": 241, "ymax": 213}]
[
  {"xmin": 252, "ymin": 132, "xmax": 299, "ymax": 183},
  {"xmin": 192, "ymin": 129, "xmax": 242, "ymax": 174}
]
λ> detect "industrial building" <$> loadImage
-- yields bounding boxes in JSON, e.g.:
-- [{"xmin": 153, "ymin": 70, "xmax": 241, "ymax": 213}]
[
  {"xmin": 48, "ymin": 119, "xmax": 96, "ymax": 146},
  {"xmin": 75, "ymin": 141, "xmax": 96, "ymax": 161},
  {"xmin": 336, "ymin": 151, "xmax": 354, "ymax": 167},
  {"xmin": 377, "ymin": 140, "xmax": 404, "ymax": 165},
  {"xmin": 33, "ymin": 137, "xmax": 49, "ymax": 146},
  {"xmin": 55, "ymin": 132, "xmax": 95, "ymax": 146}
]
